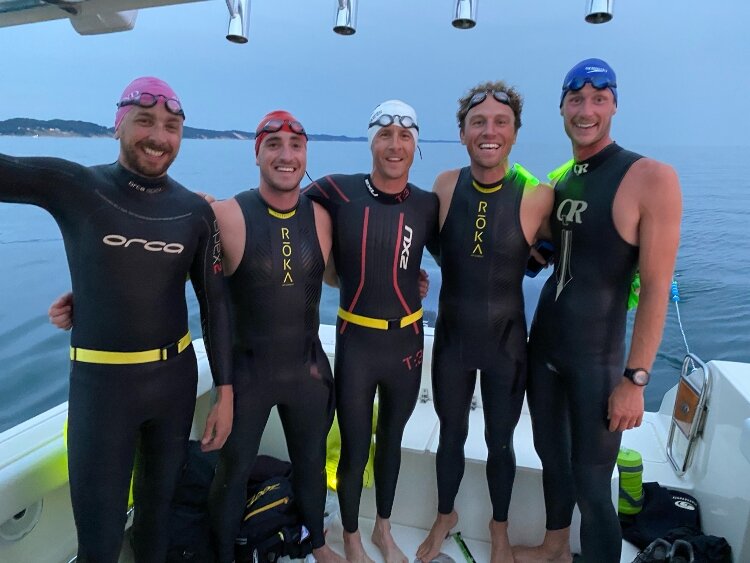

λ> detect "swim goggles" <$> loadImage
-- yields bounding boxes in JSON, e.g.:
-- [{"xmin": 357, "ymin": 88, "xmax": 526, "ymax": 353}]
[
  {"xmin": 256, "ymin": 118, "xmax": 308, "ymax": 138},
  {"xmin": 562, "ymin": 75, "xmax": 617, "ymax": 93},
  {"xmin": 368, "ymin": 114, "xmax": 419, "ymax": 131},
  {"xmin": 467, "ymin": 90, "xmax": 511, "ymax": 111},
  {"xmin": 116, "ymin": 92, "xmax": 185, "ymax": 118}
]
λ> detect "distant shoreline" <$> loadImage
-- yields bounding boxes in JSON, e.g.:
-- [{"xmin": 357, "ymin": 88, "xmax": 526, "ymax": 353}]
[{"xmin": 0, "ymin": 118, "xmax": 457, "ymax": 143}]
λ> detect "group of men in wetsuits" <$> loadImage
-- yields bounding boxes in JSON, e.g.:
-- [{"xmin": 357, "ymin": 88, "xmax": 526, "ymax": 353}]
[{"xmin": 3, "ymin": 55, "xmax": 681, "ymax": 563}]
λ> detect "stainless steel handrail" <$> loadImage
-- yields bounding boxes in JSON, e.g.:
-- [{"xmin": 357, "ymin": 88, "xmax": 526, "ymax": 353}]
[{"xmin": 666, "ymin": 353, "xmax": 712, "ymax": 476}]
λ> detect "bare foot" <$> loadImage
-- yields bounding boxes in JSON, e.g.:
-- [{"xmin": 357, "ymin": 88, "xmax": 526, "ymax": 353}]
[
  {"xmin": 343, "ymin": 529, "xmax": 375, "ymax": 563},
  {"xmin": 489, "ymin": 520, "xmax": 515, "ymax": 563},
  {"xmin": 313, "ymin": 543, "xmax": 348, "ymax": 563},
  {"xmin": 512, "ymin": 528, "xmax": 572, "ymax": 563},
  {"xmin": 371, "ymin": 516, "xmax": 408, "ymax": 563},
  {"xmin": 416, "ymin": 510, "xmax": 458, "ymax": 562}
]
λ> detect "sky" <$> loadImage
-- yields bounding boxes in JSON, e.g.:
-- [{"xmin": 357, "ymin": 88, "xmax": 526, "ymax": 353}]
[{"xmin": 0, "ymin": 0, "xmax": 748, "ymax": 147}]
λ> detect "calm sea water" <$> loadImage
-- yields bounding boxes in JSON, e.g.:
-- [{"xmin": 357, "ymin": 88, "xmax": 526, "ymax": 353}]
[{"xmin": 1, "ymin": 137, "xmax": 748, "ymax": 433}]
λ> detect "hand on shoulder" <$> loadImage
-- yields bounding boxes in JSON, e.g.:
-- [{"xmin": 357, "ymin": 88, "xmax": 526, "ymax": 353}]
[{"xmin": 194, "ymin": 191, "xmax": 218, "ymax": 204}]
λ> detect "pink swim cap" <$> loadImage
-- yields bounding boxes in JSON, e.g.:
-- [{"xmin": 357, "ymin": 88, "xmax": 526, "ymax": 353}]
[
  {"xmin": 114, "ymin": 76, "xmax": 182, "ymax": 132},
  {"xmin": 254, "ymin": 110, "xmax": 307, "ymax": 155}
]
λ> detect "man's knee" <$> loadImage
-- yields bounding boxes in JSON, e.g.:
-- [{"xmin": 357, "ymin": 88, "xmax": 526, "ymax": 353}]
[{"xmin": 573, "ymin": 462, "xmax": 616, "ymax": 513}]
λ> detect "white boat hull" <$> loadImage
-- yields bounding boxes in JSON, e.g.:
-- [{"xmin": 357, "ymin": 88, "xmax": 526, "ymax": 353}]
[{"xmin": 1, "ymin": 328, "xmax": 748, "ymax": 562}]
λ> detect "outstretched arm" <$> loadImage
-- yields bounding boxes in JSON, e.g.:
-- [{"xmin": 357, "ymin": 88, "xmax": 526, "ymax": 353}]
[{"xmin": 0, "ymin": 154, "xmax": 84, "ymax": 209}]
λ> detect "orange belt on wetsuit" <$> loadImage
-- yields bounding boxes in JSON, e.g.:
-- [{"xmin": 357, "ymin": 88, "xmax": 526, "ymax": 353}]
[
  {"xmin": 337, "ymin": 307, "xmax": 423, "ymax": 330},
  {"xmin": 69, "ymin": 331, "xmax": 192, "ymax": 365}
]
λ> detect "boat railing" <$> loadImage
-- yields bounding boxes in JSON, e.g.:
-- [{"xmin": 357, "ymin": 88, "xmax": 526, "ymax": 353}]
[{"xmin": 666, "ymin": 353, "xmax": 712, "ymax": 476}]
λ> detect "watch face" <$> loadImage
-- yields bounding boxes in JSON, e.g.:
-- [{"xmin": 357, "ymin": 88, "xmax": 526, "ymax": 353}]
[
  {"xmin": 625, "ymin": 368, "xmax": 649, "ymax": 386},
  {"xmin": 631, "ymin": 369, "xmax": 650, "ymax": 386}
]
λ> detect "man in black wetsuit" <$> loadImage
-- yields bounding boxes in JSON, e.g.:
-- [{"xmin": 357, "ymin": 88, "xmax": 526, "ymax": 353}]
[
  {"xmin": 1, "ymin": 76, "xmax": 234, "ymax": 562},
  {"xmin": 304, "ymin": 100, "xmax": 439, "ymax": 563},
  {"xmin": 514, "ymin": 59, "xmax": 682, "ymax": 563},
  {"xmin": 416, "ymin": 82, "xmax": 553, "ymax": 563},
  {"xmin": 206, "ymin": 110, "xmax": 345, "ymax": 563},
  {"xmin": 51, "ymin": 110, "xmax": 346, "ymax": 562}
]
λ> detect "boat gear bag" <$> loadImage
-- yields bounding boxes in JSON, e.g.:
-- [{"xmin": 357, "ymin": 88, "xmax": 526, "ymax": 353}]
[
  {"xmin": 621, "ymin": 482, "xmax": 700, "ymax": 549},
  {"xmin": 234, "ymin": 455, "xmax": 313, "ymax": 563},
  {"xmin": 166, "ymin": 440, "xmax": 219, "ymax": 563},
  {"xmin": 661, "ymin": 527, "xmax": 732, "ymax": 563}
]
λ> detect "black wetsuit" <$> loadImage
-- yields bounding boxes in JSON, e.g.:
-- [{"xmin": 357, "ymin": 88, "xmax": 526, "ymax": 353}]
[
  {"xmin": 527, "ymin": 143, "xmax": 641, "ymax": 562},
  {"xmin": 0, "ymin": 155, "xmax": 232, "ymax": 563},
  {"xmin": 432, "ymin": 166, "xmax": 530, "ymax": 522},
  {"xmin": 304, "ymin": 174, "xmax": 438, "ymax": 532},
  {"xmin": 208, "ymin": 190, "xmax": 334, "ymax": 562}
]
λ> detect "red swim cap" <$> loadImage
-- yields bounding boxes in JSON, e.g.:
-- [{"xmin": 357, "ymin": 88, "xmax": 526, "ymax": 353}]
[
  {"xmin": 254, "ymin": 110, "xmax": 306, "ymax": 155},
  {"xmin": 115, "ymin": 76, "xmax": 182, "ymax": 132}
]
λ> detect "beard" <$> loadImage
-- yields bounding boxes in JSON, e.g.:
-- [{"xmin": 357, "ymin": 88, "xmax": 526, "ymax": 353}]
[{"xmin": 119, "ymin": 141, "xmax": 176, "ymax": 178}]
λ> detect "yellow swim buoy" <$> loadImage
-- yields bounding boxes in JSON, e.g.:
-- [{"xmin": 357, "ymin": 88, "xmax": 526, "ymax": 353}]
[{"xmin": 325, "ymin": 403, "xmax": 378, "ymax": 491}]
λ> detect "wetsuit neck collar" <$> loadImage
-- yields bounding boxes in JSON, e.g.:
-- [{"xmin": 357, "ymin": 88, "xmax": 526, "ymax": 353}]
[
  {"xmin": 572, "ymin": 142, "xmax": 621, "ymax": 176},
  {"xmin": 364, "ymin": 175, "xmax": 411, "ymax": 205},
  {"xmin": 471, "ymin": 164, "xmax": 516, "ymax": 194},
  {"xmin": 255, "ymin": 189, "xmax": 299, "ymax": 219},
  {"xmin": 113, "ymin": 162, "xmax": 169, "ymax": 194}
]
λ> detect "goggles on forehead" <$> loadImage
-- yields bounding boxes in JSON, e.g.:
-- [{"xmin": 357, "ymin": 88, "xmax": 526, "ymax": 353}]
[
  {"xmin": 562, "ymin": 75, "xmax": 617, "ymax": 93},
  {"xmin": 256, "ymin": 119, "xmax": 307, "ymax": 138},
  {"xmin": 467, "ymin": 90, "xmax": 511, "ymax": 112},
  {"xmin": 117, "ymin": 92, "xmax": 185, "ymax": 118},
  {"xmin": 368, "ymin": 114, "xmax": 419, "ymax": 131}
]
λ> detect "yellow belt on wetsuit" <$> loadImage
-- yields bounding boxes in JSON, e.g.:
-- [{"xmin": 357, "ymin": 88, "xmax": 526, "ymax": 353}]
[
  {"xmin": 337, "ymin": 307, "xmax": 423, "ymax": 330},
  {"xmin": 69, "ymin": 331, "xmax": 192, "ymax": 365}
]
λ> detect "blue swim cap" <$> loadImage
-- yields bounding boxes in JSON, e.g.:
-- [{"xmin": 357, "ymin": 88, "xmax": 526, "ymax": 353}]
[{"xmin": 560, "ymin": 58, "xmax": 617, "ymax": 106}]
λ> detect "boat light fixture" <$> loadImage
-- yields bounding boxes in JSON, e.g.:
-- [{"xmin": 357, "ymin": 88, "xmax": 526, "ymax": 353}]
[
  {"xmin": 226, "ymin": 0, "xmax": 250, "ymax": 43},
  {"xmin": 71, "ymin": 10, "xmax": 138, "ymax": 34},
  {"xmin": 333, "ymin": 0, "xmax": 357, "ymax": 35},
  {"xmin": 585, "ymin": 0, "xmax": 613, "ymax": 23},
  {"xmin": 452, "ymin": 0, "xmax": 477, "ymax": 29}
]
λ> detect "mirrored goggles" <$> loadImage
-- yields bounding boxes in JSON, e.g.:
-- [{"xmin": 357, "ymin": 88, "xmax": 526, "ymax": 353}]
[
  {"xmin": 368, "ymin": 114, "xmax": 419, "ymax": 131},
  {"xmin": 562, "ymin": 75, "xmax": 617, "ymax": 93},
  {"xmin": 256, "ymin": 119, "xmax": 307, "ymax": 138},
  {"xmin": 467, "ymin": 90, "xmax": 511, "ymax": 112},
  {"xmin": 116, "ymin": 92, "xmax": 185, "ymax": 118}
]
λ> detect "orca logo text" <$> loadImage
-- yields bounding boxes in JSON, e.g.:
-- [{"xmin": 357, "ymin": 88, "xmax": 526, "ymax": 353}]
[{"xmin": 103, "ymin": 234, "xmax": 185, "ymax": 254}]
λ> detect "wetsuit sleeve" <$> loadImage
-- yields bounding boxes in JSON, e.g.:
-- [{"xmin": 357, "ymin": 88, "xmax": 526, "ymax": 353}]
[
  {"xmin": 189, "ymin": 203, "xmax": 233, "ymax": 386},
  {"xmin": 0, "ymin": 153, "xmax": 84, "ymax": 210}
]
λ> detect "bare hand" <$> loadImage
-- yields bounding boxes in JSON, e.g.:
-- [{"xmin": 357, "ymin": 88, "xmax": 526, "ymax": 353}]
[
  {"xmin": 607, "ymin": 379, "xmax": 644, "ymax": 432},
  {"xmin": 419, "ymin": 269, "xmax": 430, "ymax": 299},
  {"xmin": 195, "ymin": 191, "xmax": 217, "ymax": 204},
  {"xmin": 529, "ymin": 246, "xmax": 553, "ymax": 267},
  {"xmin": 49, "ymin": 291, "xmax": 74, "ymax": 330},
  {"xmin": 201, "ymin": 385, "xmax": 233, "ymax": 451}
]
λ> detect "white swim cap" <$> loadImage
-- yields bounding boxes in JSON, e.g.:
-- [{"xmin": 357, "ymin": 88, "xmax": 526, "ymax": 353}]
[{"xmin": 367, "ymin": 99, "xmax": 419, "ymax": 148}]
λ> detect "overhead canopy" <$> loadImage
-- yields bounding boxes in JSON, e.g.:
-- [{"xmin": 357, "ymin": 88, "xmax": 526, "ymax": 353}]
[{"xmin": 0, "ymin": 0, "xmax": 205, "ymax": 34}]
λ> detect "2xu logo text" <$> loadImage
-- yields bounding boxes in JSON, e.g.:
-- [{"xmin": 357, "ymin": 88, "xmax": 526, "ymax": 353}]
[{"xmin": 399, "ymin": 225, "xmax": 413, "ymax": 270}]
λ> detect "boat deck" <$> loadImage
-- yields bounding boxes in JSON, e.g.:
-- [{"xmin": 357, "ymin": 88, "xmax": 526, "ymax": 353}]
[
  {"xmin": 310, "ymin": 328, "xmax": 645, "ymax": 561},
  {"xmin": 0, "ymin": 335, "xmax": 708, "ymax": 563}
]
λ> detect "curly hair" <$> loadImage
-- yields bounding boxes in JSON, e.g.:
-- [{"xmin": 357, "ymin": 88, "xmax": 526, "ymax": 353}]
[{"xmin": 456, "ymin": 81, "xmax": 523, "ymax": 132}]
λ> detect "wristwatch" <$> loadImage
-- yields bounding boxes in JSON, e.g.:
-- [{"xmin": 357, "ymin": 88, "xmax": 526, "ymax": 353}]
[{"xmin": 623, "ymin": 367, "xmax": 650, "ymax": 386}]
